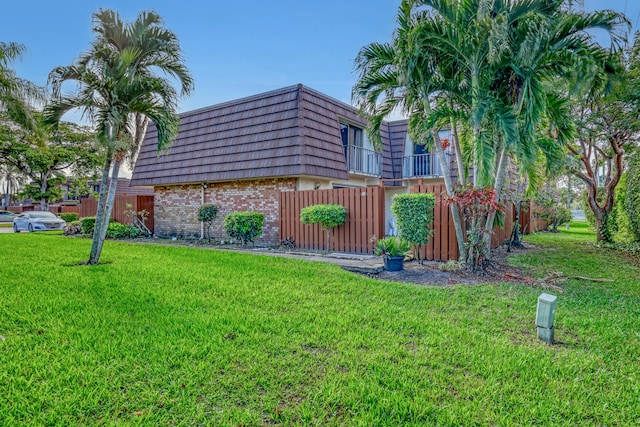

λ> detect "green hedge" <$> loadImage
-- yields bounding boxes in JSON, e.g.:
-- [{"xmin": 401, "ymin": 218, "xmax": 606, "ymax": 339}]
[
  {"xmin": 80, "ymin": 217, "xmax": 96, "ymax": 235},
  {"xmin": 391, "ymin": 193, "xmax": 435, "ymax": 260},
  {"xmin": 223, "ymin": 212, "xmax": 264, "ymax": 246},
  {"xmin": 106, "ymin": 222, "xmax": 140, "ymax": 239},
  {"xmin": 625, "ymin": 151, "xmax": 640, "ymax": 241},
  {"xmin": 59, "ymin": 212, "xmax": 79, "ymax": 223}
]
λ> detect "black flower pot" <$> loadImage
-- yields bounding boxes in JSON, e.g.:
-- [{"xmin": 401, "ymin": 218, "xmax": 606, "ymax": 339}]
[{"xmin": 384, "ymin": 255, "xmax": 405, "ymax": 271}]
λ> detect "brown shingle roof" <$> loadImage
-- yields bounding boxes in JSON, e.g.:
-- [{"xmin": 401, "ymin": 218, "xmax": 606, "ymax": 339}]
[{"xmin": 130, "ymin": 84, "xmax": 402, "ymax": 186}]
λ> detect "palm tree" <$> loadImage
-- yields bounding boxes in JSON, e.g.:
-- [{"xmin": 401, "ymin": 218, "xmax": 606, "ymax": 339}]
[
  {"xmin": 355, "ymin": 0, "xmax": 627, "ymax": 264},
  {"xmin": 46, "ymin": 9, "xmax": 193, "ymax": 264},
  {"xmin": 0, "ymin": 42, "xmax": 41, "ymax": 128},
  {"xmin": 354, "ymin": 0, "xmax": 467, "ymax": 260}
]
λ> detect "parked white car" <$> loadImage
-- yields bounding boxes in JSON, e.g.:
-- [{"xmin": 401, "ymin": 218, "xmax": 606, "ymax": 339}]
[
  {"xmin": 13, "ymin": 211, "xmax": 67, "ymax": 232},
  {"xmin": 0, "ymin": 210, "xmax": 17, "ymax": 222}
]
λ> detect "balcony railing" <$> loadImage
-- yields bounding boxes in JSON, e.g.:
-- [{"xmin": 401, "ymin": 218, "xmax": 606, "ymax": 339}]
[
  {"xmin": 402, "ymin": 153, "xmax": 447, "ymax": 178},
  {"xmin": 346, "ymin": 144, "xmax": 381, "ymax": 177}
]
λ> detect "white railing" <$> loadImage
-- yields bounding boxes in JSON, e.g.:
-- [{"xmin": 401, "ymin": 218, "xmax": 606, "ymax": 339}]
[
  {"xmin": 402, "ymin": 153, "xmax": 446, "ymax": 178},
  {"xmin": 346, "ymin": 144, "xmax": 381, "ymax": 176}
]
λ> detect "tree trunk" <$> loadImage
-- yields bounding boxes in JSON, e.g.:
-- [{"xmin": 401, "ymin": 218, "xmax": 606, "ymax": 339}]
[
  {"xmin": 423, "ymin": 99, "xmax": 466, "ymax": 261},
  {"xmin": 483, "ymin": 144, "xmax": 509, "ymax": 256},
  {"xmin": 39, "ymin": 175, "xmax": 48, "ymax": 211},
  {"xmin": 450, "ymin": 110, "xmax": 465, "ymax": 186},
  {"xmin": 88, "ymin": 144, "xmax": 114, "ymax": 265},
  {"xmin": 89, "ymin": 157, "xmax": 121, "ymax": 264}
]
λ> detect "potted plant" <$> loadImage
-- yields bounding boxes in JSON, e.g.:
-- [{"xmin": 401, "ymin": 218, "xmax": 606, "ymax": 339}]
[{"xmin": 375, "ymin": 236, "xmax": 411, "ymax": 271}]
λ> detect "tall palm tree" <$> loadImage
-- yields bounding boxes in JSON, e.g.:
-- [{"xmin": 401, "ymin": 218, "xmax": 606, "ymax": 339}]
[
  {"xmin": 46, "ymin": 9, "xmax": 193, "ymax": 264},
  {"xmin": 355, "ymin": 0, "xmax": 627, "ymax": 264}
]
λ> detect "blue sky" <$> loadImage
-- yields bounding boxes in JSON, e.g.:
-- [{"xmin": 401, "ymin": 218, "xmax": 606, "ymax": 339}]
[{"xmin": 2, "ymin": 0, "xmax": 638, "ymax": 115}]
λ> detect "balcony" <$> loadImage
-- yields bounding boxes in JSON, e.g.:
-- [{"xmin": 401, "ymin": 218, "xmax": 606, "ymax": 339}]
[
  {"xmin": 402, "ymin": 153, "xmax": 447, "ymax": 178},
  {"xmin": 345, "ymin": 144, "xmax": 381, "ymax": 177}
]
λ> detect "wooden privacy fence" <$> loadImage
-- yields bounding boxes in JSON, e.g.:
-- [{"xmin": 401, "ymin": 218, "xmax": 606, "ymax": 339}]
[
  {"xmin": 410, "ymin": 183, "xmax": 460, "ymax": 261},
  {"xmin": 66, "ymin": 195, "xmax": 154, "ymax": 231},
  {"xmin": 280, "ymin": 187, "xmax": 385, "ymax": 254}
]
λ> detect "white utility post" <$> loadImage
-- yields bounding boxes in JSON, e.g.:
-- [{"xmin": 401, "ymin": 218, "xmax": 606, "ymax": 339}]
[{"xmin": 536, "ymin": 293, "xmax": 557, "ymax": 344}]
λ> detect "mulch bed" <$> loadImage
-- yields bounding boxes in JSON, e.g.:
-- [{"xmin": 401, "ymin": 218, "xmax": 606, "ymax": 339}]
[{"xmin": 373, "ymin": 243, "xmax": 540, "ymax": 287}]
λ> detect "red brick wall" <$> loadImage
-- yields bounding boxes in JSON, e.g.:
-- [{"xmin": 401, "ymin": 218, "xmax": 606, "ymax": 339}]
[{"xmin": 154, "ymin": 178, "xmax": 297, "ymax": 244}]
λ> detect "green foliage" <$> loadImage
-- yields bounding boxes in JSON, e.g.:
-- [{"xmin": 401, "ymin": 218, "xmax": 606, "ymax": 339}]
[
  {"xmin": 80, "ymin": 216, "xmax": 96, "ymax": 235},
  {"xmin": 59, "ymin": 212, "xmax": 79, "ymax": 223},
  {"xmin": 300, "ymin": 204, "xmax": 347, "ymax": 230},
  {"xmin": 535, "ymin": 186, "xmax": 571, "ymax": 231},
  {"xmin": 223, "ymin": 212, "xmax": 264, "ymax": 246},
  {"xmin": 197, "ymin": 204, "xmax": 218, "ymax": 223},
  {"xmin": 197, "ymin": 204, "xmax": 218, "ymax": 241},
  {"xmin": 615, "ymin": 172, "xmax": 632, "ymax": 241},
  {"xmin": 300, "ymin": 204, "xmax": 348, "ymax": 252},
  {"xmin": 105, "ymin": 221, "xmax": 140, "ymax": 239},
  {"xmin": 391, "ymin": 193, "xmax": 435, "ymax": 260},
  {"xmin": 625, "ymin": 151, "xmax": 640, "ymax": 242},
  {"xmin": 374, "ymin": 236, "xmax": 411, "ymax": 259}
]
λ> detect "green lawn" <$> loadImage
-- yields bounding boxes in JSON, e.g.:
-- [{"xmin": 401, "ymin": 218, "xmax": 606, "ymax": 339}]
[{"xmin": 1, "ymin": 225, "xmax": 638, "ymax": 425}]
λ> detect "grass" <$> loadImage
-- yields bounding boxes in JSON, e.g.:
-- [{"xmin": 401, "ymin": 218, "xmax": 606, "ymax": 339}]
[
  {"xmin": 0, "ymin": 222, "xmax": 11, "ymax": 227},
  {"xmin": 0, "ymin": 226, "xmax": 638, "ymax": 426}
]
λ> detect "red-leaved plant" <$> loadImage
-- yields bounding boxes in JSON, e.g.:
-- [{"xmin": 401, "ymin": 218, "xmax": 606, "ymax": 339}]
[{"xmin": 445, "ymin": 186, "xmax": 503, "ymax": 269}]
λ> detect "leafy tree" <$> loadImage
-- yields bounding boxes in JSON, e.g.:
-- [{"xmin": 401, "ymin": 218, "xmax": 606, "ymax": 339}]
[
  {"xmin": 567, "ymin": 33, "xmax": 640, "ymax": 242},
  {"xmin": 46, "ymin": 9, "xmax": 193, "ymax": 264},
  {"xmin": 300, "ymin": 204, "xmax": 347, "ymax": 253},
  {"xmin": 0, "ymin": 115, "xmax": 100, "ymax": 211}
]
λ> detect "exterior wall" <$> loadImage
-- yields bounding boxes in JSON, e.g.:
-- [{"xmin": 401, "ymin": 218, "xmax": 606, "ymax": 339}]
[
  {"xmin": 297, "ymin": 175, "xmax": 379, "ymax": 191},
  {"xmin": 154, "ymin": 178, "xmax": 297, "ymax": 243}
]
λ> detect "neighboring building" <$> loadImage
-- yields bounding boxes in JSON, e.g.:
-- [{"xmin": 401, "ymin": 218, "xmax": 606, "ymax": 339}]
[{"xmin": 131, "ymin": 84, "xmax": 453, "ymax": 243}]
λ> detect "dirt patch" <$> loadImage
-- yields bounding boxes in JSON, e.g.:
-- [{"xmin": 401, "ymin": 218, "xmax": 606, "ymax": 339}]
[{"xmin": 373, "ymin": 244, "xmax": 540, "ymax": 286}]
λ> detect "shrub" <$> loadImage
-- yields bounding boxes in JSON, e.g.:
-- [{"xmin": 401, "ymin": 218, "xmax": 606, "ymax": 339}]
[
  {"xmin": 106, "ymin": 221, "xmax": 140, "ymax": 239},
  {"xmin": 224, "ymin": 212, "xmax": 264, "ymax": 246},
  {"xmin": 60, "ymin": 212, "xmax": 79, "ymax": 223},
  {"xmin": 300, "ymin": 204, "xmax": 347, "ymax": 252},
  {"xmin": 625, "ymin": 151, "xmax": 640, "ymax": 242},
  {"xmin": 80, "ymin": 217, "xmax": 96, "ymax": 235},
  {"xmin": 197, "ymin": 204, "xmax": 219, "ymax": 242},
  {"xmin": 391, "ymin": 193, "xmax": 435, "ymax": 261},
  {"xmin": 63, "ymin": 221, "xmax": 83, "ymax": 236}
]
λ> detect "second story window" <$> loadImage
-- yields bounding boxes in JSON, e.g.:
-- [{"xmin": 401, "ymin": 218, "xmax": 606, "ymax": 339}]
[
  {"xmin": 340, "ymin": 123, "xmax": 363, "ymax": 153},
  {"xmin": 340, "ymin": 122, "xmax": 380, "ymax": 176}
]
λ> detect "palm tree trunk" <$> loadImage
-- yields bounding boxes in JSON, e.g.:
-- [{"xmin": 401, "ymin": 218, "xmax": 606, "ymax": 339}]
[
  {"xmin": 483, "ymin": 144, "xmax": 509, "ymax": 255},
  {"xmin": 90, "ymin": 157, "xmax": 122, "ymax": 264},
  {"xmin": 423, "ymin": 99, "xmax": 466, "ymax": 261},
  {"xmin": 88, "ymin": 147, "xmax": 113, "ymax": 264},
  {"xmin": 449, "ymin": 106, "xmax": 465, "ymax": 186}
]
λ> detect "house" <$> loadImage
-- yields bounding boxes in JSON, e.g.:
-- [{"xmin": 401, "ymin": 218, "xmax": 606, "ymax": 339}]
[{"xmin": 130, "ymin": 84, "xmax": 453, "ymax": 244}]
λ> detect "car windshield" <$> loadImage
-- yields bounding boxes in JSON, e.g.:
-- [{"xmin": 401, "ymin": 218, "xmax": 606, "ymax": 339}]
[{"xmin": 29, "ymin": 212, "xmax": 58, "ymax": 219}]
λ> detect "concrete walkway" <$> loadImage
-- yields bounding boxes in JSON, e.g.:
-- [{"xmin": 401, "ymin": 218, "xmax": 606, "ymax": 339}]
[{"xmin": 230, "ymin": 247, "xmax": 385, "ymax": 274}]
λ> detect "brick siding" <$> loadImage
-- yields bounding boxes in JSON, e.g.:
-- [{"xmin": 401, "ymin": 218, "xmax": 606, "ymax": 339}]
[{"xmin": 154, "ymin": 178, "xmax": 297, "ymax": 244}]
